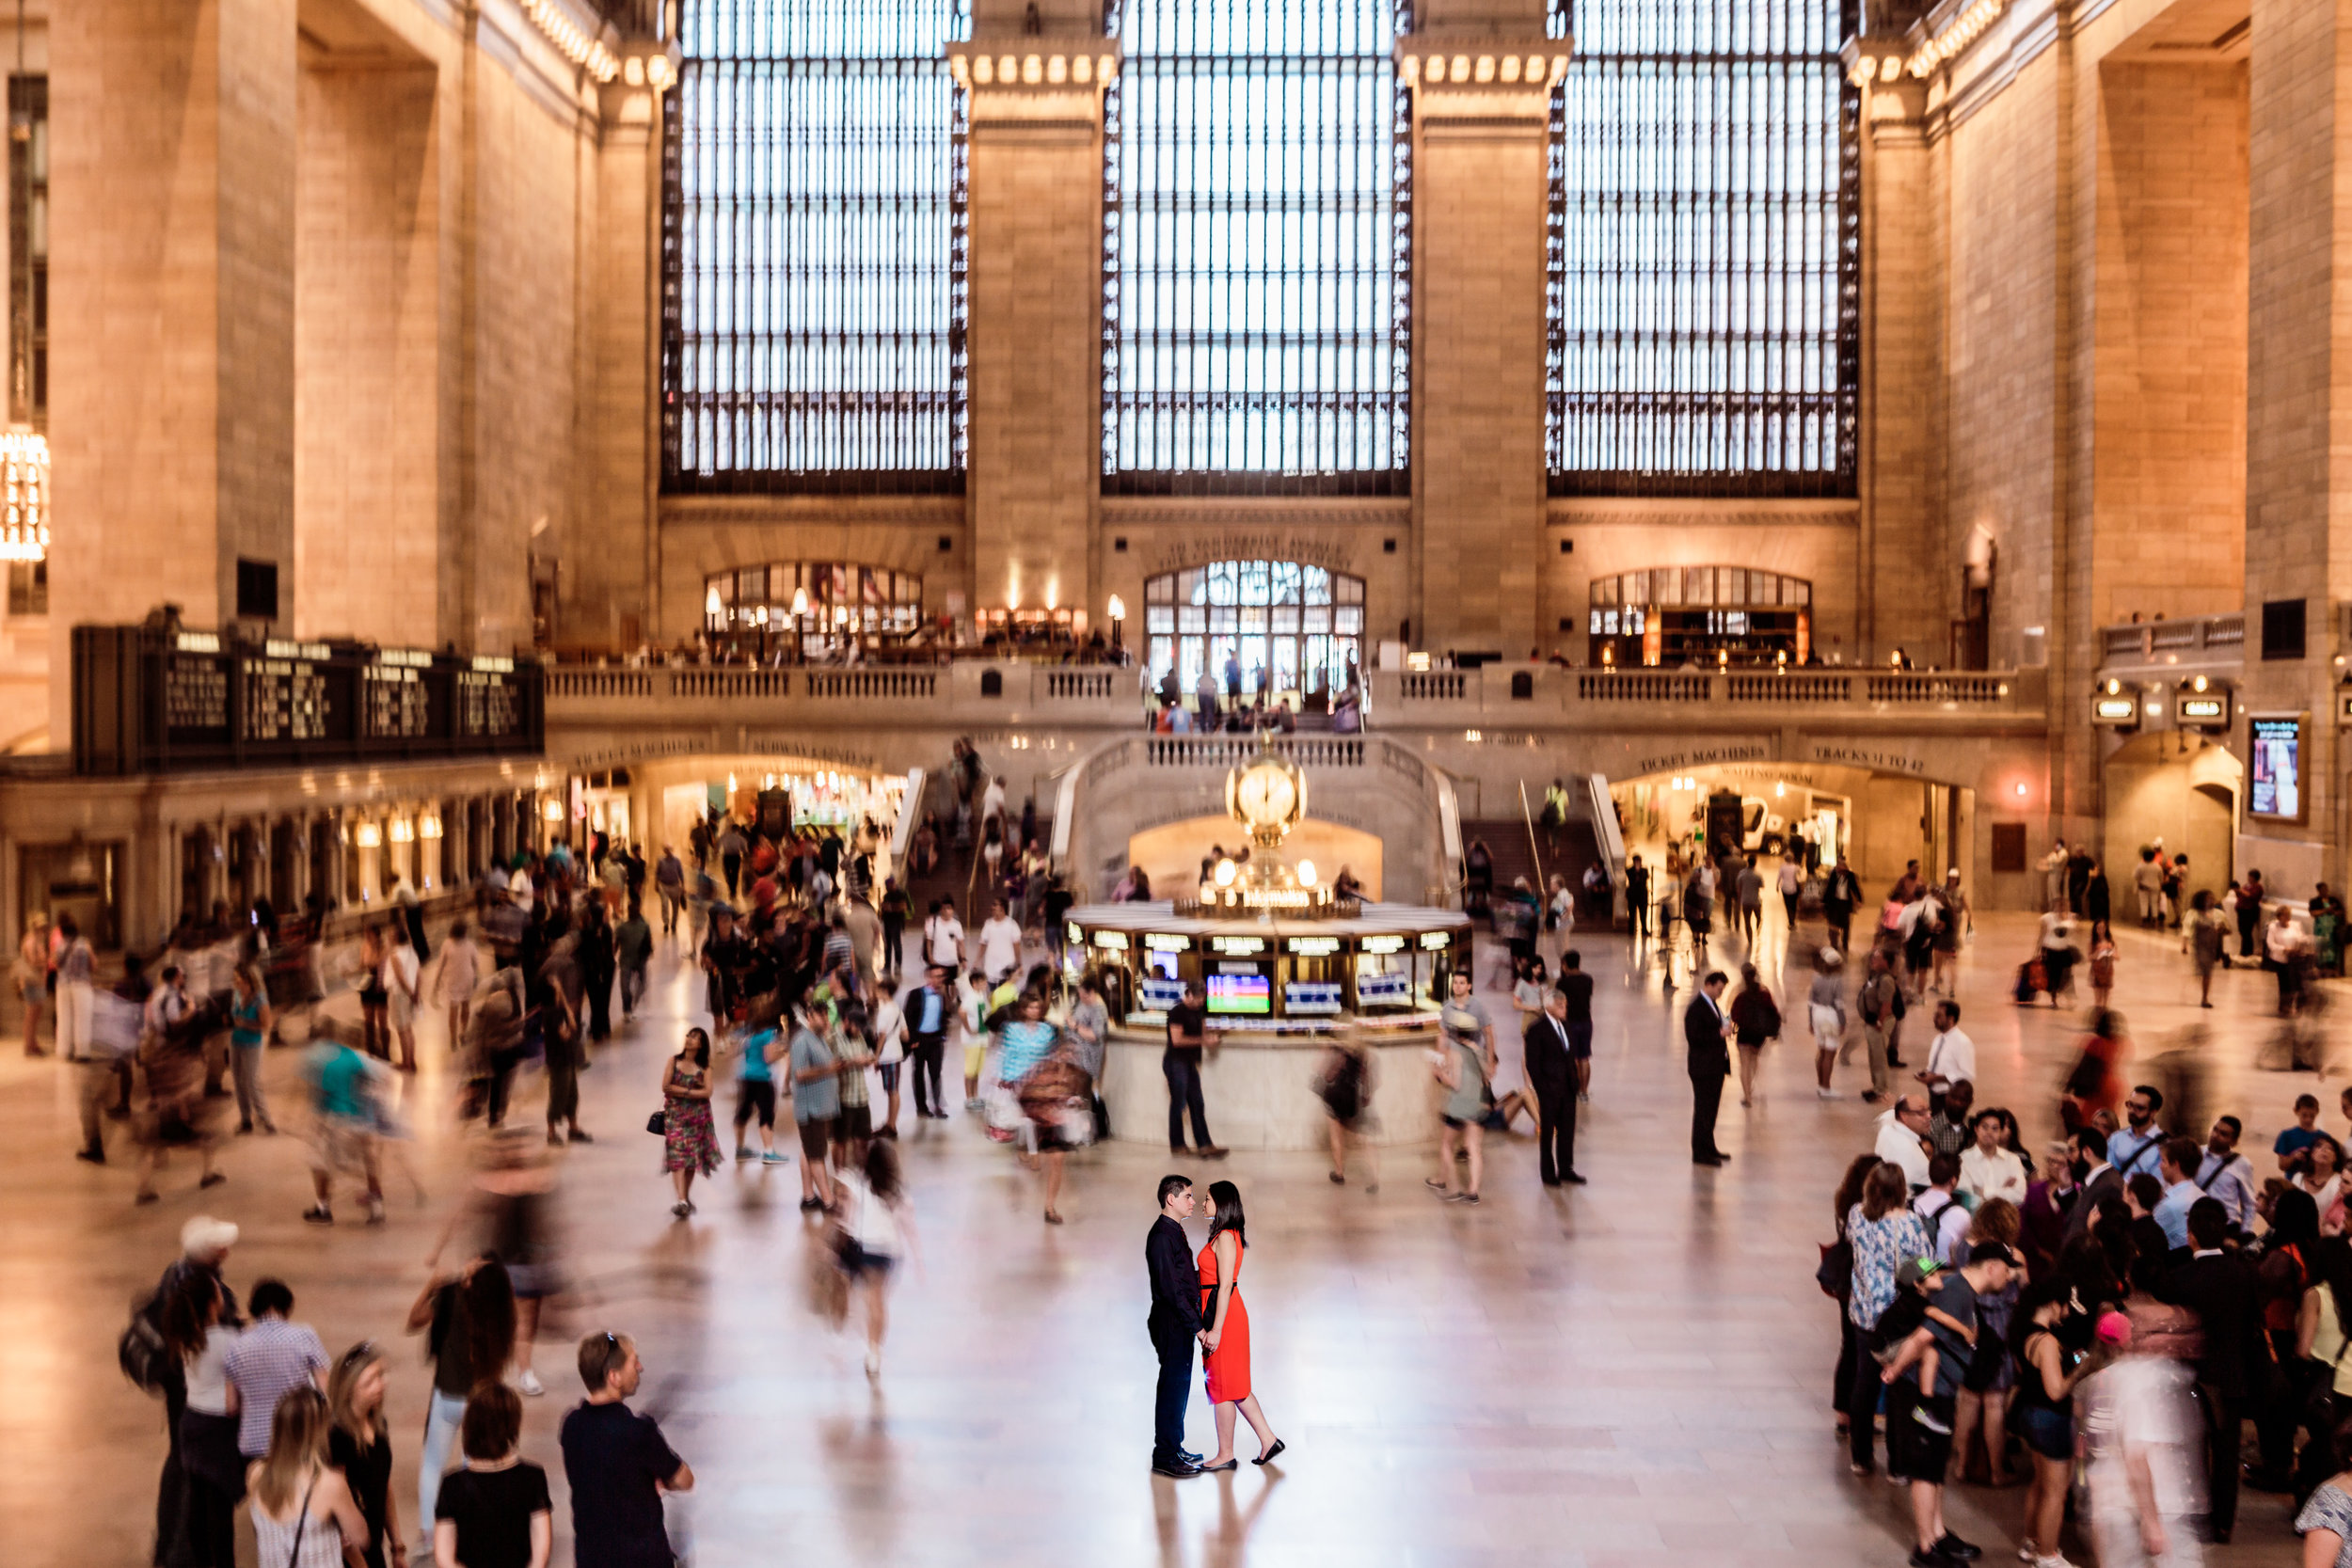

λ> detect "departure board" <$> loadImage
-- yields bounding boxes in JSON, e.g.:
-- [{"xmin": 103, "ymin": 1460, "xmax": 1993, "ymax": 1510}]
[
  {"xmin": 365, "ymin": 665, "xmax": 432, "ymax": 738},
  {"xmin": 239, "ymin": 657, "xmax": 333, "ymax": 742}
]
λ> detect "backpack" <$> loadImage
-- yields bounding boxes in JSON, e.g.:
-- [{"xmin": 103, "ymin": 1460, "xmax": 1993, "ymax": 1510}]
[{"xmin": 118, "ymin": 1290, "xmax": 173, "ymax": 1395}]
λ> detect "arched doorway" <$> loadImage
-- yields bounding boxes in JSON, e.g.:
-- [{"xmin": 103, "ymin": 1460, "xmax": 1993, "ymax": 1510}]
[
  {"xmin": 2102, "ymin": 733, "xmax": 2241, "ymax": 912},
  {"xmin": 1142, "ymin": 559, "xmax": 1366, "ymax": 704}
]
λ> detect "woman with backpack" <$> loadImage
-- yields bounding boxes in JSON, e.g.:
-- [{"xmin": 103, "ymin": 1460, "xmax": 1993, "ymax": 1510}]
[{"xmin": 1728, "ymin": 961, "xmax": 1781, "ymax": 1108}]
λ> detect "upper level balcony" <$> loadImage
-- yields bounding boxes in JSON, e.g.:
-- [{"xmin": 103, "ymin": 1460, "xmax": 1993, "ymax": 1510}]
[{"xmin": 539, "ymin": 656, "xmax": 2048, "ymax": 749}]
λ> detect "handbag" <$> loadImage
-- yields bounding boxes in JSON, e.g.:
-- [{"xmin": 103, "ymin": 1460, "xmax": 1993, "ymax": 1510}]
[
  {"xmin": 646, "ymin": 1107, "xmax": 667, "ymax": 1135},
  {"xmin": 1815, "ymin": 1236, "xmax": 1852, "ymax": 1299}
]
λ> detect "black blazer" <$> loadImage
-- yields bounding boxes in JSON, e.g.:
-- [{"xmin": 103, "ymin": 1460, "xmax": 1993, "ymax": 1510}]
[
  {"xmin": 1683, "ymin": 993, "xmax": 1729, "ymax": 1071},
  {"xmin": 2168, "ymin": 1251, "xmax": 2265, "ymax": 1399},
  {"xmin": 2061, "ymin": 1166, "xmax": 2122, "ymax": 1244},
  {"xmin": 1146, "ymin": 1215, "xmax": 1202, "ymax": 1332},
  {"xmin": 1524, "ymin": 1013, "xmax": 1575, "ymax": 1096}
]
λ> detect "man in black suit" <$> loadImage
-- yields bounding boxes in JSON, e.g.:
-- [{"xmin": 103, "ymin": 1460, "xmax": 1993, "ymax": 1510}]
[
  {"xmin": 2060, "ymin": 1127, "xmax": 2119, "ymax": 1246},
  {"xmin": 1685, "ymin": 971, "xmax": 1733, "ymax": 1165},
  {"xmin": 1524, "ymin": 989, "xmax": 1586, "ymax": 1186},
  {"xmin": 2169, "ymin": 1197, "xmax": 2265, "ymax": 1542},
  {"xmin": 1145, "ymin": 1174, "xmax": 1204, "ymax": 1476}
]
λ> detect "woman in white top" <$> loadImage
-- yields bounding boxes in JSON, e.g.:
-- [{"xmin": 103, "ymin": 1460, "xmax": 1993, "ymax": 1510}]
[
  {"xmin": 174, "ymin": 1279, "xmax": 245, "ymax": 1568},
  {"xmin": 246, "ymin": 1386, "xmax": 366, "ymax": 1568},
  {"xmin": 437, "ymin": 919, "xmax": 481, "ymax": 1053},
  {"xmin": 2298, "ymin": 1133, "xmax": 2347, "ymax": 1235},
  {"xmin": 834, "ymin": 1138, "xmax": 915, "ymax": 1379},
  {"xmin": 1958, "ymin": 1107, "xmax": 2029, "ymax": 1208},
  {"xmin": 381, "ymin": 927, "xmax": 422, "ymax": 1072}
]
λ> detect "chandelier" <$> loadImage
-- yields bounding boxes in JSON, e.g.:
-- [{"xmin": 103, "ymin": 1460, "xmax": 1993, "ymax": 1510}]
[{"xmin": 0, "ymin": 430, "xmax": 45, "ymax": 562}]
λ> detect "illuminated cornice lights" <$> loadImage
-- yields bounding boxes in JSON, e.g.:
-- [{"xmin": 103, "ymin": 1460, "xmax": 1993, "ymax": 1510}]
[
  {"xmin": 947, "ymin": 52, "xmax": 1120, "ymax": 88},
  {"xmin": 1400, "ymin": 52, "xmax": 1571, "ymax": 89},
  {"xmin": 519, "ymin": 0, "xmax": 620, "ymax": 84},
  {"xmin": 0, "ymin": 430, "xmax": 47, "ymax": 563},
  {"xmin": 1908, "ymin": 0, "xmax": 2005, "ymax": 78}
]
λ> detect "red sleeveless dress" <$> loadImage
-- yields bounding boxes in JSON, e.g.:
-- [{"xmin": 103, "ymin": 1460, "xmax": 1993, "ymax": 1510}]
[{"xmin": 1197, "ymin": 1236, "xmax": 1252, "ymax": 1403}]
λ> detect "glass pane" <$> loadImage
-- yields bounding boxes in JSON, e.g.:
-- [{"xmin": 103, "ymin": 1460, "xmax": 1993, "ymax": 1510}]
[
  {"xmin": 1334, "ymin": 606, "xmax": 1363, "ymax": 634},
  {"xmin": 1335, "ymin": 575, "xmax": 1365, "ymax": 604},
  {"xmin": 1271, "ymin": 606, "xmax": 1300, "ymax": 634},
  {"xmin": 1684, "ymin": 567, "xmax": 1713, "ymax": 606},
  {"xmin": 1147, "ymin": 607, "xmax": 1175, "ymax": 634},
  {"xmin": 1210, "ymin": 607, "xmax": 1239, "ymax": 634},
  {"xmin": 1147, "ymin": 573, "xmax": 1176, "ymax": 603},
  {"xmin": 1302, "ymin": 565, "xmax": 1331, "ymax": 603},
  {"xmin": 1238, "ymin": 606, "xmax": 1268, "ymax": 634},
  {"xmin": 1178, "ymin": 605, "xmax": 1207, "ymax": 633},
  {"xmin": 1270, "ymin": 638, "xmax": 1299, "ymax": 693},
  {"xmin": 1303, "ymin": 605, "xmax": 1331, "ymax": 633}
]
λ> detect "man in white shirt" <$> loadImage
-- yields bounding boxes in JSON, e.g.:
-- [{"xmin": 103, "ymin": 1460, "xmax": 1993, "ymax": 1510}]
[
  {"xmin": 1775, "ymin": 858, "xmax": 1803, "ymax": 932},
  {"xmin": 2194, "ymin": 1116, "xmax": 2258, "ymax": 1233},
  {"xmin": 1875, "ymin": 1093, "xmax": 1933, "ymax": 1191},
  {"xmin": 1918, "ymin": 1000, "xmax": 1976, "ymax": 1104},
  {"xmin": 924, "ymin": 898, "xmax": 967, "ymax": 987},
  {"xmin": 976, "ymin": 899, "xmax": 1023, "ymax": 985}
]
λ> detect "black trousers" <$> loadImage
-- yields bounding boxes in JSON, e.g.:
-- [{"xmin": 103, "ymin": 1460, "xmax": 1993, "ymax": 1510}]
[
  {"xmin": 1534, "ymin": 1084, "xmax": 1576, "ymax": 1181},
  {"xmin": 1848, "ymin": 1320, "xmax": 1885, "ymax": 1470},
  {"xmin": 1165, "ymin": 1051, "xmax": 1214, "ymax": 1150},
  {"xmin": 2201, "ymin": 1384, "xmax": 2242, "ymax": 1538},
  {"xmin": 154, "ymin": 1375, "xmax": 187, "ymax": 1565},
  {"xmin": 1150, "ymin": 1313, "xmax": 1196, "ymax": 1465},
  {"xmin": 912, "ymin": 1034, "xmax": 946, "ymax": 1115},
  {"xmin": 1690, "ymin": 1059, "xmax": 1725, "ymax": 1159},
  {"xmin": 1629, "ymin": 895, "xmax": 1650, "ymax": 937}
]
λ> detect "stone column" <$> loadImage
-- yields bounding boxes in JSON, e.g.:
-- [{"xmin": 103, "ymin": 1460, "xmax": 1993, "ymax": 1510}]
[
  {"xmin": 956, "ymin": 25, "xmax": 1111, "ymax": 627},
  {"xmin": 1399, "ymin": 30, "xmax": 1559, "ymax": 655},
  {"xmin": 49, "ymin": 0, "xmax": 299, "ymax": 742},
  {"xmin": 2238, "ymin": 0, "xmax": 2352, "ymax": 891}
]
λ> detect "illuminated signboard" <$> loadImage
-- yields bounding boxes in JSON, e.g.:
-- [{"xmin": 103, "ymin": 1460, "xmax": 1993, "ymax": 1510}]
[
  {"xmin": 1211, "ymin": 935, "xmax": 1266, "ymax": 956},
  {"xmin": 1359, "ymin": 934, "xmax": 1407, "ymax": 954},
  {"xmin": 2177, "ymin": 697, "xmax": 2227, "ymax": 724},
  {"xmin": 1091, "ymin": 930, "xmax": 1130, "ymax": 952},
  {"xmin": 1287, "ymin": 936, "xmax": 1341, "ymax": 956},
  {"xmin": 1142, "ymin": 933, "xmax": 1191, "ymax": 952},
  {"xmin": 2091, "ymin": 696, "xmax": 2137, "ymax": 724},
  {"xmin": 2249, "ymin": 714, "xmax": 2306, "ymax": 822},
  {"xmin": 1419, "ymin": 931, "xmax": 1454, "ymax": 951}
]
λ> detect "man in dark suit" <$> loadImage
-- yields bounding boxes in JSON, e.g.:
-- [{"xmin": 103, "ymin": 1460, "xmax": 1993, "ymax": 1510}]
[
  {"xmin": 1685, "ymin": 971, "xmax": 1733, "ymax": 1165},
  {"xmin": 1145, "ymin": 1174, "xmax": 1204, "ymax": 1477},
  {"xmin": 2060, "ymin": 1127, "xmax": 2120, "ymax": 1247},
  {"xmin": 2169, "ymin": 1197, "xmax": 2265, "ymax": 1542},
  {"xmin": 1524, "ymin": 989, "xmax": 1586, "ymax": 1186}
]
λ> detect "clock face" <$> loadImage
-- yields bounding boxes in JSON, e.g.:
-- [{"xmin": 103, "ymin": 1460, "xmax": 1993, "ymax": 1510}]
[{"xmin": 1237, "ymin": 763, "xmax": 1297, "ymax": 825}]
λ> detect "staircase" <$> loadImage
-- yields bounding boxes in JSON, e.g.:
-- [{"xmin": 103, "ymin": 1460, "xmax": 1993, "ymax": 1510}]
[{"xmin": 1457, "ymin": 815, "xmax": 1615, "ymax": 927}]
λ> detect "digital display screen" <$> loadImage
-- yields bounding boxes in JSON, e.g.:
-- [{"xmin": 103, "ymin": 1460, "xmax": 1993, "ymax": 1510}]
[
  {"xmin": 2250, "ymin": 716, "xmax": 2303, "ymax": 820},
  {"xmin": 1285, "ymin": 981, "xmax": 1343, "ymax": 1015},
  {"xmin": 1139, "ymin": 976, "xmax": 1187, "ymax": 1012},
  {"xmin": 1206, "ymin": 971, "xmax": 1272, "ymax": 1015},
  {"xmin": 1357, "ymin": 972, "xmax": 1412, "ymax": 1006}
]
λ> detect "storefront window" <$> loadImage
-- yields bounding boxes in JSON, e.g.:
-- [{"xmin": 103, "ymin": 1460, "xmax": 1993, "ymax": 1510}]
[
  {"xmin": 1588, "ymin": 566, "xmax": 1810, "ymax": 667},
  {"xmin": 1143, "ymin": 560, "xmax": 1364, "ymax": 700}
]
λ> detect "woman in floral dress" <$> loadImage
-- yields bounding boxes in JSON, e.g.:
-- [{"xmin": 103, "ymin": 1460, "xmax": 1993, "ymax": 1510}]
[{"xmin": 661, "ymin": 1026, "xmax": 722, "ymax": 1217}]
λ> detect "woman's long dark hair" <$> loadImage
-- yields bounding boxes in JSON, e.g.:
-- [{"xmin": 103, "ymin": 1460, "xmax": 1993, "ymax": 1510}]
[
  {"xmin": 1205, "ymin": 1180, "xmax": 1246, "ymax": 1248},
  {"xmin": 680, "ymin": 1026, "xmax": 709, "ymax": 1069},
  {"xmin": 440, "ymin": 1258, "xmax": 516, "ymax": 1386},
  {"xmin": 1833, "ymin": 1152, "xmax": 1879, "ymax": 1235}
]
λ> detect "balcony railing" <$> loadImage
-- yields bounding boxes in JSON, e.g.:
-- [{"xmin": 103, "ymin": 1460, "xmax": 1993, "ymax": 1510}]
[{"xmin": 2100, "ymin": 612, "xmax": 2244, "ymax": 664}]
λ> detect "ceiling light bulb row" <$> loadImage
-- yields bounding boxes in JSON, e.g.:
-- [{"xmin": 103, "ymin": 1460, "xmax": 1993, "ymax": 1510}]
[
  {"xmin": 519, "ymin": 0, "xmax": 620, "ymax": 84},
  {"xmin": 1907, "ymin": 0, "xmax": 2004, "ymax": 79},
  {"xmin": 1401, "ymin": 53, "xmax": 1571, "ymax": 89},
  {"xmin": 946, "ymin": 53, "xmax": 1120, "ymax": 89}
]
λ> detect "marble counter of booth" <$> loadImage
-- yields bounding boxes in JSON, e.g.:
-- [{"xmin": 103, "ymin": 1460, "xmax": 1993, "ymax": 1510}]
[{"xmin": 1097, "ymin": 1018, "xmax": 1447, "ymax": 1151}]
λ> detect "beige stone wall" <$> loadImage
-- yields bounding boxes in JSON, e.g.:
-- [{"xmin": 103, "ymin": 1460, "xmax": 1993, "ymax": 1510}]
[{"xmin": 294, "ymin": 48, "xmax": 439, "ymax": 644}]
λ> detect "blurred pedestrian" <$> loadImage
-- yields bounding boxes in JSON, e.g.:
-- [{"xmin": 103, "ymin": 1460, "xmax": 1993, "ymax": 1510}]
[
  {"xmin": 430, "ymin": 1133, "xmax": 561, "ymax": 1398},
  {"xmin": 246, "ymin": 1386, "xmax": 367, "ymax": 1568},
  {"xmin": 560, "ymin": 1333, "xmax": 693, "ymax": 1568},
  {"xmin": 787, "ymin": 1000, "xmax": 841, "ymax": 1212},
  {"xmin": 15, "ymin": 908, "xmax": 46, "ymax": 1055},
  {"xmin": 229, "ymin": 962, "xmax": 278, "ymax": 1136},
  {"xmin": 834, "ymin": 1138, "xmax": 914, "ymax": 1378},
  {"xmin": 615, "ymin": 898, "xmax": 652, "ymax": 1022},
  {"xmin": 303, "ymin": 1023, "xmax": 385, "ymax": 1226},
  {"xmin": 1728, "ymin": 960, "xmax": 1781, "ymax": 1107},
  {"xmin": 1314, "ymin": 1031, "xmax": 1379, "ymax": 1192},
  {"xmin": 437, "ymin": 922, "xmax": 480, "ymax": 1053},
  {"xmin": 383, "ymin": 926, "xmax": 422, "ymax": 1072},
  {"xmin": 1195, "ymin": 1180, "xmax": 1284, "ymax": 1470},
  {"xmin": 660, "ymin": 1027, "xmax": 722, "ymax": 1218},
  {"xmin": 404, "ymin": 1256, "xmax": 516, "ymax": 1534}
]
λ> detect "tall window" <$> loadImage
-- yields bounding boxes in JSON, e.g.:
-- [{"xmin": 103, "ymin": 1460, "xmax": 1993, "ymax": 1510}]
[
  {"xmin": 1145, "ymin": 560, "xmax": 1365, "ymax": 699},
  {"xmin": 665, "ymin": 0, "xmax": 967, "ymax": 493},
  {"xmin": 9, "ymin": 74, "xmax": 45, "ymax": 430},
  {"xmin": 1104, "ymin": 0, "xmax": 1409, "ymax": 495},
  {"xmin": 1547, "ymin": 0, "xmax": 1858, "ymax": 497}
]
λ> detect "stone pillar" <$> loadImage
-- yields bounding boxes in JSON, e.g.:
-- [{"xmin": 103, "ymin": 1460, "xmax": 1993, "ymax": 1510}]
[
  {"xmin": 49, "ymin": 0, "xmax": 298, "ymax": 742},
  {"xmin": 1850, "ymin": 52, "xmax": 1942, "ymax": 664},
  {"xmin": 956, "ymin": 25, "xmax": 1110, "ymax": 626},
  {"xmin": 579, "ymin": 48, "xmax": 666, "ymax": 651},
  {"xmin": 2238, "ymin": 0, "xmax": 2352, "ymax": 892},
  {"xmin": 1400, "ymin": 29, "xmax": 1557, "ymax": 655}
]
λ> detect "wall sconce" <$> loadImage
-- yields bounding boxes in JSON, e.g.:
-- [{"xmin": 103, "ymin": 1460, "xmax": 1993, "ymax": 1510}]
[
  {"xmin": 354, "ymin": 822, "xmax": 383, "ymax": 848},
  {"xmin": 419, "ymin": 813, "xmax": 444, "ymax": 840},
  {"xmin": 389, "ymin": 817, "xmax": 416, "ymax": 844},
  {"xmin": 542, "ymin": 800, "xmax": 564, "ymax": 823}
]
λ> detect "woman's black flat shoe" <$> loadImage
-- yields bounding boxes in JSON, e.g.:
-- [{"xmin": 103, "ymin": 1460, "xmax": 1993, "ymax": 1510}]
[
  {"xmin": 1253, "ymin": 1439, "xmax": 1286, "ymax": 1466},
  {"xmin": 1201, "ymin": 1457, "xmax": 1238, "ymax": 1472}
]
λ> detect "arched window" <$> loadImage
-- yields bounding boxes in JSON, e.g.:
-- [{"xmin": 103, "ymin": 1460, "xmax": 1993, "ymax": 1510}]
[
  {"xmin": 705, "ymin": 562, "xmax": 925, "ymax": 656},
  {"xmin": 1144, "ymin": 560, "xmax": 1365, "ymax": 699},
  {"xmin": 1588, "ymin": 566, "xmax": 1810, "ymax": 667}
]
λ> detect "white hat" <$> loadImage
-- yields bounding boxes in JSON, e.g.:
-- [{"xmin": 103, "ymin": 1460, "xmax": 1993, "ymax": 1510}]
[
  {"xmin": 1818, "ymin": 946, "xmax": 1844, "ymax": 969},
  {"xmin": 181, "ymin": 1215, "xmax": 239, "ymax": 1259}
]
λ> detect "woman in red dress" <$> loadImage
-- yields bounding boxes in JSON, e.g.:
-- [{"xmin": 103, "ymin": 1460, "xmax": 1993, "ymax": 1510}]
[{"xmin": 1197, "ymin": 1180, "xmax": 1285, "ymax": 1469}]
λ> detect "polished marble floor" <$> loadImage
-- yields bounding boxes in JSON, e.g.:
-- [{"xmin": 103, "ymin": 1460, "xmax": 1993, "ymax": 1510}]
[{"xmin": 0, "ymin": 897, "xmax": 2320, "ymax": 1566}]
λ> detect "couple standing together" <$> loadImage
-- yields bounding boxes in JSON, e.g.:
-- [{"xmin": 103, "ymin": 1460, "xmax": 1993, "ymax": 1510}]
[{"xmin": 1144, "ymin": 1174, "xmax": 1287, "ymax": 1476}]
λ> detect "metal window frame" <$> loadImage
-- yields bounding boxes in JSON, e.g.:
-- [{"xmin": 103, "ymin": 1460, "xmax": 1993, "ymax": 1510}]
[
  {"xmin": 1101, "ymin": 0, "xmax": 1414, "ymax": 498},
  {"xmin": 660, "ymin": 0, "xmax": 969, "ymax": 495},
  {"xmin": 1544, "ymin": 0, "xmax": 1858, "ymax": 499}
]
